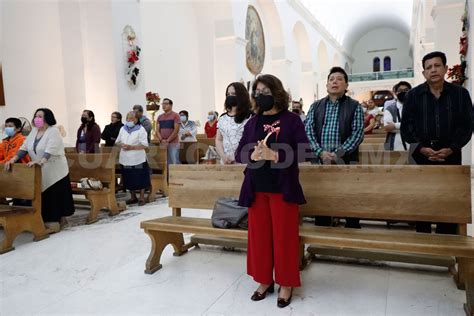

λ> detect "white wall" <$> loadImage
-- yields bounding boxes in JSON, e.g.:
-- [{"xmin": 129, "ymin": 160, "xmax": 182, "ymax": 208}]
[
  {"xmin": 140, "ymin": 1, "xmax": 204, "ymax": 126},
  {"xmin": 111, "ymin": 0, "xmax": 146, "ymax": 117},
  {"xmin": 351, "ymin": 28, "xmax": 413, "ymax": 74},
  {"xmin": 1, "ymin": 0, "xmax": 350, "ymax": 136},
  {"xmin": 0, "ymin": 0, "xmax": 68, "ymax": 140}
]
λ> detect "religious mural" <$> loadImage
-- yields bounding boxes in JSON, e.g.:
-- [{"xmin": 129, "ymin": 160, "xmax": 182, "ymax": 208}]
[{"xmin": 245, "ymin": 6, "xmax": 265, "ymax": 76}]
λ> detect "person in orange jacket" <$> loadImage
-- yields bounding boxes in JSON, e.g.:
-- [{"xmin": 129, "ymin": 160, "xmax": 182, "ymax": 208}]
[{"xmin": 0, "ymin": 118, "xmax": 31, "ymax": 164}]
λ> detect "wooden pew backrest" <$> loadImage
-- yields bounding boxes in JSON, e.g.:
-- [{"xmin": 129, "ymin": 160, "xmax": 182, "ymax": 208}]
[
  {"xmin": 0, "ymin": 164, "xmax": 40, "ymax": 200},
  {"xmin": 168, "ymin": 164, "xmax": 471, "ymax": 224},
  {"xmin": 66, "ymin": 153, "xmax": 115, "ymax": 185}
]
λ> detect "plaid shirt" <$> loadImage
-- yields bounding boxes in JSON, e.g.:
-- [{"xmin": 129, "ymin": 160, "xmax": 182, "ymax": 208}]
[{"xmin": 305, "ymin": 97, "xmax": 364, "ymax": 157}]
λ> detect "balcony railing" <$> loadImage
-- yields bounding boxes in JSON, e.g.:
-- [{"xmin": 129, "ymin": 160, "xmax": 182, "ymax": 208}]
[{"xmin": 349, "ymin": 69, "xmax": 414, "ymax": 82}]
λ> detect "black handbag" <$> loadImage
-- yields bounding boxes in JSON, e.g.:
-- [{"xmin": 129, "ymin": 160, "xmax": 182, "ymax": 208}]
[{"xmin": 211, "ymin": 197, "xmax": 248, "ymax": 229}]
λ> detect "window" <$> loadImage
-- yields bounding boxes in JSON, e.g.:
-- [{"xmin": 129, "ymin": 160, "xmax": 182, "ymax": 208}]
[
  {"xmin": 373, "ymin": 57, "xmax": 380, "ymax": 72},
  {"xmin": 383, "ymin": 56, "xmax": 391, "ymax": 71}
]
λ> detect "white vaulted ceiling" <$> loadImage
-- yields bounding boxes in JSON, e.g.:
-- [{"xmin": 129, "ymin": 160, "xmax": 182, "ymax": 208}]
[{"xmin": 300, "ymin": 0, "xmax": 413, "ymax": 51}]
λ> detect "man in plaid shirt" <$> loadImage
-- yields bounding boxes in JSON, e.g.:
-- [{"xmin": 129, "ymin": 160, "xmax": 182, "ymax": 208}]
[{"xmin": 305, "ymin": 66, "xmax": 364, "ymax": 228}]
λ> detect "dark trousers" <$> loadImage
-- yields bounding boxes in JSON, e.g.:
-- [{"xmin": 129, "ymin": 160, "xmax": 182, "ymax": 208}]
[
  {"xmin": 315, "ymin": 216, "xmax": 361, "ymax": 228},
  {"xmin": 415, "ymin": 222, "xmax": 458, "ymax": 234}
]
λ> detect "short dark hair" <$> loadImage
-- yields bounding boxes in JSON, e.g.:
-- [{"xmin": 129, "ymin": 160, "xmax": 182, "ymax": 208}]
[
  {"xmin": 422, "ymin": 51, "xmax": 447, "ymax": 69},
  {"xmin": 112, "ymin": 111, "xmax": 122, "ymax": 121},
  {"xmin": 393, "ymin": 81, "xmax": 412, "ymax": 92},
  {"xmin": 5, "ymin": 117, "xmax": 22, "ymax": 129},
  {"xmin": 133, "ymin": 104, "xmax": 144, "ymax": 112},
  {"xmin": 179, "ymin": 110, "xmax": 189, "ymax": 117},
  {"xmin": 327, "ymin": 67, "xmax": 348, "ymax": 83},
  {"xmin": 163, "ymin": 98, "xmax": 173, "ymax": 105},
  {"xmin": 33, "ymin": 108, "xmax": 57, "ymax": 126},
  {"xmin": 252, "ymin": 74, "xmax": 289, "ymax": 114}
]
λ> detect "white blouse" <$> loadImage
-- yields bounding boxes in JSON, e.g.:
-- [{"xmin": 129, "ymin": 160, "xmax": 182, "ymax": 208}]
[
  {"xmin": 115, "ymin": 126, "xmax": 149, "ymax": 166},
  {"xmin": 217, "ymin": 114, "xmax": 249, "ymax": 157},
  {"xmin": 20, "ymin": 127, "xmax": 69, "ymax": 192}
]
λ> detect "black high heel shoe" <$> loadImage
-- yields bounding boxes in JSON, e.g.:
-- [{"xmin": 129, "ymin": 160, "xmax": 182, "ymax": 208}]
[
  {"xmin": 250, "ymin": 282, "xmax": 275, "ymax": 301},
  {"xmin": 277, "ymin": 287, "xmax": 293, "ymax": 308}
]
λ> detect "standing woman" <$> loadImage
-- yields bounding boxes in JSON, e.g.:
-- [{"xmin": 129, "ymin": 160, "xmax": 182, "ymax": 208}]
[
  {"xmin": 216, "ymin": 82, "xmax": 252, "ymax": 164},
  {"xmin": 76, "ymin": 110, "xmax": 101, "ymax": 153},
  {"xmin": 235, "ymin": 74, "xmax": 310, "ymax": 308},
  {"xmin": 4, "ymin": 108, "xmax": 75, "ymax": 233},
  {"xmin": 204, "ymin": 111, "xmax": 219, "ymax": 138},
  {"xmin": 115, "ymin": 111, "xmax": 150, "ymax": 206},
  {"xmin": 101, "ymin": 111, "xmax": 124, "ymax": 147}
]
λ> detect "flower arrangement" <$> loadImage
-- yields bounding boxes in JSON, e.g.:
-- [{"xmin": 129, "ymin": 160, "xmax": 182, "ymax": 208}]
[
  {"xmin": 146, "ymin": 91, "xmax": 161, "ymax": 111},
  {"xmin": 449, "ymin": 1, "xmax": 469, "ymax": 86},
  {"xmin": 447, "ymin": 64, "xmax": 467, "ymax": 85},
  {"xmin": 123, "ymin": 25, "xmax": 141, "ymax": 88}
]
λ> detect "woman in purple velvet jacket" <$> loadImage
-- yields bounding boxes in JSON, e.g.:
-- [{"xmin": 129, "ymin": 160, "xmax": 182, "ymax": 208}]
[{"xmin": 235, "ymin": 74, "xmax": 310, "ymax": 308}]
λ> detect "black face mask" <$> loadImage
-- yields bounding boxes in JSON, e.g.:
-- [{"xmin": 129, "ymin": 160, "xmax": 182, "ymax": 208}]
[
  {"xmin": 292, "ymin": 109, "xmax": 300, "ymax": 114},
  {"xmin": 396, "ymin": 91, "xmax": 407, "ymax": 103},
  {"xmin": 81, "ymin": 117, "xmax": 88, "ymax": 124},
  {"xmin": 256, "ymin": 95, "xmax": 274, "ymax": 112},
  {"xmin": 225, "ymin": 95, "xmax": 237, "ymax": 109}
]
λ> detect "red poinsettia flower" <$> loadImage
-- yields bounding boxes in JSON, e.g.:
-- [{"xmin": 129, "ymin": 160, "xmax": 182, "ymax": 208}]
[{"xmin": 128, "ymin": 50, "xmax": 139, "ymax": 63}]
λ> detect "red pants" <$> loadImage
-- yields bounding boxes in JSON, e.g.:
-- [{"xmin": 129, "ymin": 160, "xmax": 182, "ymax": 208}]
[{"xmin": 247, "ymin": 192, "xmax": 301, "ymax": 287}]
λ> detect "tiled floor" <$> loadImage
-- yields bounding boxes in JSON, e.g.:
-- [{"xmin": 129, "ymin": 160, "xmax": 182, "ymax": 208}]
[{"xmin": 0, "ymin": 197, "xmax": 467, "ymax": 315}]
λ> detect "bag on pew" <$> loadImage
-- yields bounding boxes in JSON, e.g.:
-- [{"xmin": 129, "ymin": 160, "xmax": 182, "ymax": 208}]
[
  {"xmin": 202, "ymin": 145, "xmax": 220, "ymax": 164},
  {"xmin": 79, "ymin": 177, "xmax": 104, "ymax": 190},
  {"xmin": 211, "ymin": 197, "xmax": 248, "ymax": 229}
]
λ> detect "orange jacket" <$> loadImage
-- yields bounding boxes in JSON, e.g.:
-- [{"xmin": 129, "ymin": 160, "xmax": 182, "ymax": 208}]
[{"xmin": 0, "ymin": 133, "xmax": 31, "ymax": 164}]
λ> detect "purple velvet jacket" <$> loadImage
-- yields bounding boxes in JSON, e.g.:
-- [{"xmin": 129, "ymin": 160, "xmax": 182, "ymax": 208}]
[{"xmin": 235, "ymin": 110, "xmax": 311, "ymax": 207}]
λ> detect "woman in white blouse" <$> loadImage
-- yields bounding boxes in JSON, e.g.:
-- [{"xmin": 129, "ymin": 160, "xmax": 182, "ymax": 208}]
[
  {"xmin": 115, "ymin": 111, "xmax": 150, "ymax": 206},
  {"xmin": 5, "ymin": 108, "xmax": 75, "ymax": 233}
]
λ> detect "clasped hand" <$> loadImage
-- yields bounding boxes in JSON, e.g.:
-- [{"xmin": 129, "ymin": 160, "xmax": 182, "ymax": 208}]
[{"xmin": 251, "ymin": 140, "xmax": 278, "ymax": 162}]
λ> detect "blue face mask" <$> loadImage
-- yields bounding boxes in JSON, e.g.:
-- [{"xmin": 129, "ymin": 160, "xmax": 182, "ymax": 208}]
[
  {"xmin": 180, "ymin": 115, "xmax": 187, "ymax": 123},
  {"xmin": 5, "ymin": 127, "xmax": 15, "ymax": 137},
  {"xmin": 208, "ymin": 114, "xmax": 215, "ymax": 121},
  {"xmin": 126, "ymin": 121, "xmax": 135, "ymax": 128},
  {"xmin": 139, "ymin": 117, "xmax": 145, "ymax": 123}
]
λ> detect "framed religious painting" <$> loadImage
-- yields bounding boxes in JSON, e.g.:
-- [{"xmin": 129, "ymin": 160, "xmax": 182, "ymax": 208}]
[{"xmin": 245, "ymin": 6, "xmax": 265, "ymax": 76}]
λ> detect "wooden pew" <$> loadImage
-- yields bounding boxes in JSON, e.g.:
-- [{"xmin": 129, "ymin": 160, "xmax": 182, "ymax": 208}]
[
  {"xmin": 358, "ymin": 150, "xmax": 408, "ymax": 165},
  {"xmin": 100, "ymin": 145, "xmax": 168, "ymax": 201},
  {"xmin": 66, "ymin": 153, "xmax": 124, "ymax": 224},
  {"xmin": 146, "ymin": 145, "xmax": 168, "ymax": 200},
  {"xmin": 140, "ymin": 164, "xmax": 474, "ymax": 314},
  {"xmin": 179, "ymin": 139, "xmax": 216, "ymax": 164},
  {"xmin": 0, "ymin": 164, "xmax": 49, "ymax": 253},
  {"xmin": 362, "ymin": 137, "xmax": 386, "ymax": 144},
  {"xmin": 359, "ymin": 143, "xmax": 386, "ymax": 151}
]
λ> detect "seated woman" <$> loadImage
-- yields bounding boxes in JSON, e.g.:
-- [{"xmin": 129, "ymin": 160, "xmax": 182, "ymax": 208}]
[
  {"xmin": 204, "ymin": 111, "xmax": 219, "ymax": 138},
  {"xmin": 115, "ymin": 111, "xmax": 150, "ymax": 206},
  {"xmin": 76, "ymin": 110, "xmax": 101, "ymax": 153},
  {"xmin": 101, "ymin": 111, "xmax": 124, "ymax": 147},
  {"xmin": 178, "ymin": 110, "xmax": 197, "ymax": 142},
  {"xmin": 364, "ymin": 111, "xmax": 376, "ymax": 134},
  {"xmin": 5, "ymin": 108, "xmax": 75, "ymax": 233},
  {"xmin": 0, "ymin": 118, "xmax": 30, "ymax": 164}
]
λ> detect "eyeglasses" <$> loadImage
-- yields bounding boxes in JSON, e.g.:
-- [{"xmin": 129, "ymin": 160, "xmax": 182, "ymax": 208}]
[
  {"xmin": 162, "ymin": 102, "xmax": 170, "ymax": 105},
  {"xmin": 254, "ymin": 89, "xmax": 272, "ymax": 97}
]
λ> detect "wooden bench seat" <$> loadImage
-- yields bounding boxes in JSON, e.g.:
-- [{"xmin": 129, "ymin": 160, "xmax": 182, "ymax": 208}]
[
  {"xmin": 0, "ymin": 164, "xmax": 48, "ymax": 254},
  {"xmin": 141, "ymin": 164, "xmax": 474, "ymax": 314},
  {"xmin": 101, "ymin": 145, "xmax": 168, "ymax": 201},
  {"xmin": 141, "ymin": 215, "xmax": 474, "ymax": 269},
  {"xmin": 66, "ymin": 153, "xmax": 125, "ymax": 224}
]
